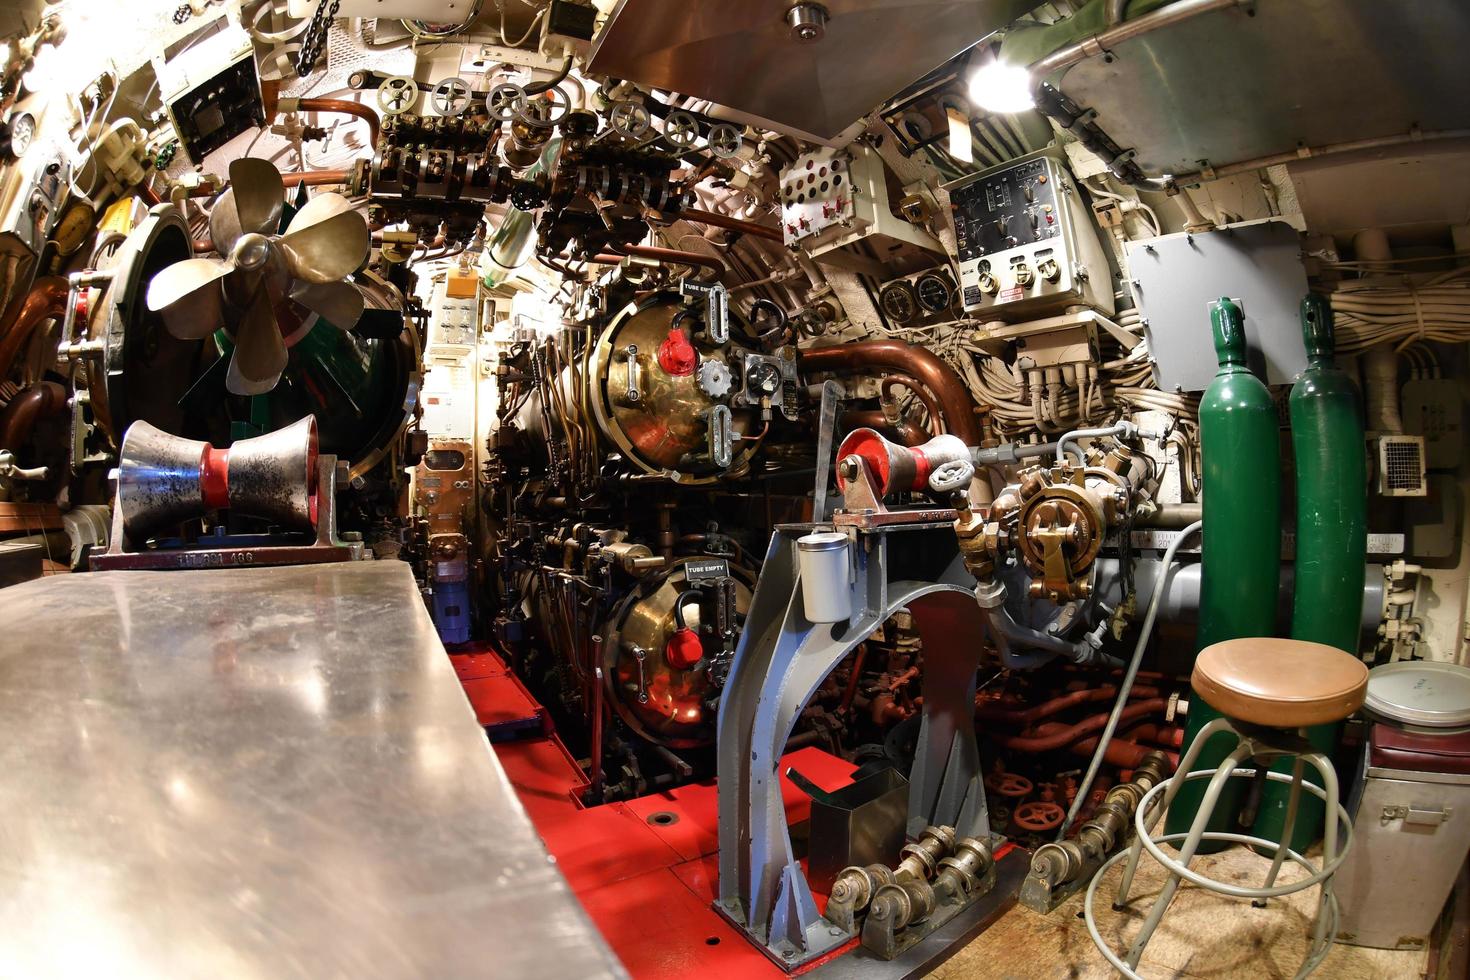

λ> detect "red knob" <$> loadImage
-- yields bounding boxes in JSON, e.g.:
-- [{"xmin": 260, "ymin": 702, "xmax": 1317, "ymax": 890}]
[
  {"xmin": 656, "ymin": 328, "xmax": 697, "ymax": 377},
  {"xmin": 665, "ymin": 627, "xmax": 704, "ymax": 670}
]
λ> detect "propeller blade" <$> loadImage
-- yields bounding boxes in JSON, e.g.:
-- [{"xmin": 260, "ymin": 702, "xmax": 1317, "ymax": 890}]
[
  {"xmin": 229, "ymin": 158, "xmax": 286, "ymax": 237},
  {"xmin": 210, "ymin": 160, "xmax": 286, "ymax": 256},
  {"xmin": 145, "ymin": 258, "xmax": 231, "ymax": 339},
  {"xmin": 278, "ymin": 208, "xmax": 370, "ymax": 284},
  {"xmin": 284, "ymin": 192, "xmax": 354, "ymax": 234},
  {"xmin": 208, "ymin": 190, "xmax": 245, "ymax": 258},
  {"xmin": 225, "ymin": 287, "xmax": 289, "ymax": 396},
  {"xmin": 289, "ymin": 279, "xmax": 365, "ymax": 330}
]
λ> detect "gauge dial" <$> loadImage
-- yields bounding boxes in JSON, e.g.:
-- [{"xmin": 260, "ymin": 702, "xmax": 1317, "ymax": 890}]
[
  {"xmin": 915, "ymin": 272, "xmax": 954, "ymax": 314},
  {"xmin": 879, "ymin": 281, "xmax": 920, "ymax": 325},
  {"xmin": 51, "ymin": 200, "xmax": 97, "ymax": 257}
]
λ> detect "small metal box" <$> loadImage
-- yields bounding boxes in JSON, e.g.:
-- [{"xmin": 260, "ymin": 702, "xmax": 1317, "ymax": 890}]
[{"xmin": 800, "ymin": 767, "xmax": 909, "ymax": 892}]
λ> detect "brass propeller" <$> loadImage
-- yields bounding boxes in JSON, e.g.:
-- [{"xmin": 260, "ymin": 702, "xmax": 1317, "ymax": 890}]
[{"xmin": 145, "ymin": 159, "xmax": 371, "ymax": 396}]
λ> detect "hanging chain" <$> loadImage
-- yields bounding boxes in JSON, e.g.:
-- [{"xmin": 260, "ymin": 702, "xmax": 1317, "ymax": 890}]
[{"xmin": 294, "ymin": 0, "xmax": 341, "ymax": 78}]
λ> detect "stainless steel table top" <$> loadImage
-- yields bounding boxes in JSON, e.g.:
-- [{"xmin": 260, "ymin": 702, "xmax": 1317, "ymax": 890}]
[{"xmin": 0, "ymin": 561, "xmax": 623, "ymax": 979}]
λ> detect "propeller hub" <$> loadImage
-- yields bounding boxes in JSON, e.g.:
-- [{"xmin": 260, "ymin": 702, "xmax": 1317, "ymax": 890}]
[{"xmin": 232, "ymin": 233, "xmax": 273, "ymax": 272}]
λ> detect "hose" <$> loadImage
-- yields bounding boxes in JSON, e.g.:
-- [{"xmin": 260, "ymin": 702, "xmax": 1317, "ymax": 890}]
[
  {"xmin": 1055, "ymin": 518, "xmax": 1203, "ymax": 840},
  {"xmin": 524, "ymin": 55, "xmax": 573, "ymax": 96}
]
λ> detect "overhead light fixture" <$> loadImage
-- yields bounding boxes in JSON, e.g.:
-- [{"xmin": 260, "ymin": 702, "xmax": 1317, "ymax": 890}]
[{"xmin": 967, "ymin": 59, "xmax": 1035, "ymax": 114}]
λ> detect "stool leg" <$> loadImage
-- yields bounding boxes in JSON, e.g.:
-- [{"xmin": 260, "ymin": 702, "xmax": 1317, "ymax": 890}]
[
  {"xmin": 1301, "ymin": 751, "xmax": 1342, "ymax": 954},
  {"xmin": 1253, "ymin": 756, "xmax": 1305, "ymax": 908},
  {"xmin": 1124, "ymin": 742, "xmax": 1253, "ymax": 969},
  {"xmin": 1115, "ymin": 716, "xmax": 1234, "ymax": 908}
]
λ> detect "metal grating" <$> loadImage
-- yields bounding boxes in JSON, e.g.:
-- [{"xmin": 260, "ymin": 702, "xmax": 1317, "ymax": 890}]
[{"xmin": 1378, "ymin": 435, "xmax": 1427, "ymax": 497}]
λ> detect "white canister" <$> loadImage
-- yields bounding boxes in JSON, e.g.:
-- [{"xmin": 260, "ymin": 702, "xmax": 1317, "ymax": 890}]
[{"xmin": 797, "ymin": 531, "xmax": 852, "ymax": 623}]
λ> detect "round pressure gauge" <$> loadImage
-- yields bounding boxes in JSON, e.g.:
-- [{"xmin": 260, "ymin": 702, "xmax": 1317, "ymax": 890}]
[
  {"xmin": 878, "ymin": 280, "xmax": 920, "ymax": 325},
  {"xmin": 915, "ymin": 272, "xmax": 954, "ymax": 314}
]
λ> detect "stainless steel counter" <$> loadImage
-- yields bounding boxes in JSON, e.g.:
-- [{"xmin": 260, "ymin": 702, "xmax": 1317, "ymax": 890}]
[{"xmin": 0, "ymin": 561, "xmax": 624, "ymax": 979}]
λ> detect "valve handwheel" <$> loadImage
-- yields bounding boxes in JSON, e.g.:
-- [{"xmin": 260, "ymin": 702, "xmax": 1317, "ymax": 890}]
[
  {"xmin": 513, "ymin": 85, "xmax": 572, "ymax": 129},
  {"xmin": 662, "ymin": 110, "xmax": 700, "ymax": 150},
  {"xmin": 986, "ymin": 771, "xmax": 1033, "ymax": 799},
  {"xmin": 928, "ymin": 459, "xmax": 974, "ymax": 495},
  {"xmin": 431, "ymin": 77, "xmax": 472, "ymax": 117},
  {"xmin": 706, "ymin": 122, "xmax": 744, "ymax": 159},
  {"xmin": 487, "ymin": 82, "xmax": 527, "ymax": 123},
  {"xmin": 376, "ymin": 76, "xmax": 419, "ymax": 115},
  {"xmin": 608, "ymin": 100, "xmax": 651, "ymax": 139},
  {"xmin": 1012, "ymin": 800, "xmax": 1066, "ymax": 833}
]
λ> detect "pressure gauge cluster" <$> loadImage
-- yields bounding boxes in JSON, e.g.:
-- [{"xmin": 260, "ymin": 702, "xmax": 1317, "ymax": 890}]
[{"xmin": 878, "ymin": 269, "xmax": 958, "ymax": 327}]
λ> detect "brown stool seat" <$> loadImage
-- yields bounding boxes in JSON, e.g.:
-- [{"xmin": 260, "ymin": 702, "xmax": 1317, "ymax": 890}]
[{"xmin": 1192, "ymin": 638, "xmax": 1369, "ymax": 729}]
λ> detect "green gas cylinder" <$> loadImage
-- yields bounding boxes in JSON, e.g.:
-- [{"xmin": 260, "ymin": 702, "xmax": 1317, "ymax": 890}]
[
  {"xmin": 1166, "ymin": 297, "xmax": 1282, "ymax": 849},
  {"xmin": 1251, "ymin": 293, "xmax": 1366, "ymax": 851}
]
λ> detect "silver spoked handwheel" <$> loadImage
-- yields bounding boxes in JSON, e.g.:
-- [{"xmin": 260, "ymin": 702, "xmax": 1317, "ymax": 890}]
[
  {"xmin": 662, "ymin": 110, "xmax": 700, "ymax": 150},
  {"xmin": 514, "ymin": 84, "xmax": 572, "ymax": 129},
  {"xmin": 486, "ymin": 82, "xmax": 527, "ymax": 123},
  {"xmin": 706, "ymin": 122, "xmax": 744, "ymax": 159},
  {"xmin": 928, "ymin": 459, "xmax": 975, "ymax": 495},
  {"xmin": 431, "ymin": 77, "xmax": 472, "ymax": 117},
  {"xmin": 376, "ymin": 76, "xmax": 420, "ymax": 115},
  {"xmin": 607, "ymin": 100, "xmax": 651, "ymax": 139}
]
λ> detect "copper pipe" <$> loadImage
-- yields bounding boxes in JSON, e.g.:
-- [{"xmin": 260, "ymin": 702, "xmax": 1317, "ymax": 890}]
[
  {"xmin": 0, "ymin": 381, "xmax": 67, "ymax": 450},
  {"xmin": 839, "ymin": 409, "xmax": 925, "ymax": 447},
  {"xmin": 991, "ymin": 699, "xmax": 1165, "ymax": 752},
  {"xmin": 294, "ymin": 98, "xmax": 380, "ymax": 146},
  {"xmin": 798, "ymin": 340, "xmax": 987, "ymax": 481},
  {"xmin": 281, "ymin": 169, "xmax": 350, "ymax": 187},
  {"xmin": 676, "ymin": 207, "xmax": 784, "ymax": 243},
  {"xmin": 880, "ymin": 374, "xmax": 945, "ymax": 435},
  {"xmin": 138, "ymin": 183, "xmax": 162, "ymax": 206},
  {"xmin": 0, "ymin": 276, "xmax": 68, "ymax": 379},
  {"xmin": 605, "ymin": 241, "xmax": 725, "ymax": 274},
  {"xmin": 975, "ymin": 685, "xmax": 1161, "ymax": 725}
]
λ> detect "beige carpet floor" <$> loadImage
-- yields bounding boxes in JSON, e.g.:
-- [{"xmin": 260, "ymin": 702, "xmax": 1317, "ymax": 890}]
[{"xmin": 934, "ymin": 844, "xmax": 1427, "ymax": 979}]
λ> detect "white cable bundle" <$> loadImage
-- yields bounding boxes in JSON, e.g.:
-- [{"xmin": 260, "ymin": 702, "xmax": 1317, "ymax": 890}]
[{"xmin": 1331, "ymin": 266, "xmax": 1470, "ymax": 353}]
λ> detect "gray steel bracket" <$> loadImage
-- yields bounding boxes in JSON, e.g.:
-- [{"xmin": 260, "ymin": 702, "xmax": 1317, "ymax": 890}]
[{"xmin": 716, "ymin": 523, "xmax": 990, "ymax": 968}]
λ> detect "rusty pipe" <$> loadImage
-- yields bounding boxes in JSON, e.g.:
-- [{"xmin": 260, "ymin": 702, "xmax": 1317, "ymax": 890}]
[
  {"xmin": 676, "ymin": 207, "xmax": 784, "ymax": 243},
  {"xmin": 291, "ymin": 98, "xmax": 380, "ymax": 147},
  {"xmin": 1068, "ymin": 731, "xmax": 1179, "ymax": 770},
  {"xmin": 0, "ymin": 276, "xmax": 69, "ymax": 379},
  {"xmin": 798, "ymin": 339, "xmax": 985, "ymax": 449},
  {"xmin": 975, "ymin": 684, "xmax": 1161, "ymax": 726},
  {"xmin": 991, "ymin": 699, "xmax": 1166, "ymax": 752},
  {"xmin": 0, "ymin": 381, "xmax": 67, "ymax": 450}
]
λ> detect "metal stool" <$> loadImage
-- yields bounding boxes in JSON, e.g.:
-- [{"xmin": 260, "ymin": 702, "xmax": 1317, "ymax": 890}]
[{"xmin": 1085, "ymin": 638, "xmax": 1368, "ymax": 979}]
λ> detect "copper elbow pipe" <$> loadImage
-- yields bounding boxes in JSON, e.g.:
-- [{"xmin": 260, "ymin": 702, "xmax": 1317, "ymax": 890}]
[
  {"xmin": 798, "ymin": 339, "xmax": 985, "ymax": 448},
  {"xmin": 839, "ymin": 409, "xmax": 925, "ymax": 447},
  {"xmin": 677, "ymin": 207, "xmax": 784, "ymax": 244},
  {"xmin": 0, "ymin": 381, "xmax": 67, "ymax": 450},
  {"xmin": 880, "ymin": 374, "xmax": 945, "ymax": 435},
  {"xmin": 294, "ymin": 98, "xmax": 380, "ymax": 146},
  {"xmin": 0, "ymin": 276, "xmax": 69, "ymax": 379},
  {"xmin": 605, "ymin": 242, "xmax": 725, "ymax": 274}
]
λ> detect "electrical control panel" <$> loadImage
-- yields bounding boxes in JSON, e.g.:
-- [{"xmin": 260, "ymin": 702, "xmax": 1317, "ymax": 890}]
[
  {"xmin": 427, "ymin": 274, "xmax": 480, "ymax": 355},
  {"xmin": 779, "ymin": 145, "xmax": 942, "ymax": 266},
  {"xmin": 946, "ymin": 152, "xmax": 1113, "ymax": 319}
]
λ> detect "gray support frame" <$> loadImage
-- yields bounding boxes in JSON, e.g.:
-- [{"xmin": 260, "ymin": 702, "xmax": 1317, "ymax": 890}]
[{"xmin": 716, "ymin": 523, "xmax": 990, "ymax": 967}]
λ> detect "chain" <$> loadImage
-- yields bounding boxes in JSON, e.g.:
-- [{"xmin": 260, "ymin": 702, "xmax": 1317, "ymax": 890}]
[{"xmin": 294, "ymin": 0, "xmax": 342, "ymax": 78}]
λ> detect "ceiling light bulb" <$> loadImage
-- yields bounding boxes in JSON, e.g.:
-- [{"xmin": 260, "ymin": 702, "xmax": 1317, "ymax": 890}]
[{"xmin": 967, "ymin": 60, "xmax": 1035, "ymax": 115}]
